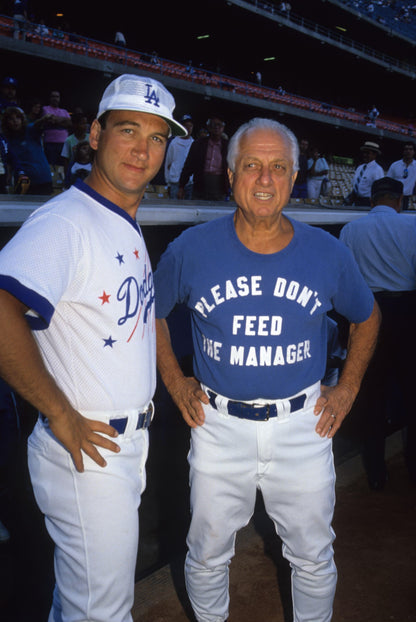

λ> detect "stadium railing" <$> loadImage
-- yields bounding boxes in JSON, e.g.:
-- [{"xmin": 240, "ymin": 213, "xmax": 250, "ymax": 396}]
[{"xmin": 0, "ymin": 13, "xmax": 414, "ymax": 138}]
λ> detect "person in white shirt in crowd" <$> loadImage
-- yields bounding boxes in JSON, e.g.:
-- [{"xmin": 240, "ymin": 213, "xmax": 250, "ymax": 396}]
[
  {"xmin": 307, "ymin": 146, "xmax": 329, "ymax": 200},
  {"xmin": 366, "ymin": 104, "xmax": 379, "ymax": 128},
  {"xmin": 60, "ymin": 112, "xmax": 90, "ymax": 182},
  {"xmin": 165, "ymin": 114, "xmax": 194, "ymax": 199},
  {"xmin": 344, "ymin": 140, "xmax": 384, "ymax": 207},
  {"xmin": 386, "ymin": 141, "xmax": 416, "ymax": 210},
  {"xmin": 114, "ymin": 31, "xmax": 126, "ymax": 47}
]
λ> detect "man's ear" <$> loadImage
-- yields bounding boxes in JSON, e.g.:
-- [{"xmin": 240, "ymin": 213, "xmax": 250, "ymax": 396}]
[
  {"xmin": 89, "ymin": 119, "xmax": 101, "ymax": 151},
  {"xmin": 290, "ymin": 169, "xmax": 298, "ymax": 191},
  {"xmin": 227, "ymin": 168, "xmax": 234, "ymax": 187}
]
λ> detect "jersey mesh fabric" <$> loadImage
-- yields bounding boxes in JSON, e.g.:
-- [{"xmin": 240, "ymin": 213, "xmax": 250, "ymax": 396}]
[{"xmin": 0, "ymin": 181, "xmax": 156, "ymax": 410}]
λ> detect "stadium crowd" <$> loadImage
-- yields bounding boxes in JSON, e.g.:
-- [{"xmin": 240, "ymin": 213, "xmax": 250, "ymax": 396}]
[
  {"xmin": 0, "ymin": 1, "xmax": 415, "ymax": 202},
  {"xmin": 0, "ymin": 75, "xmax": 415, "ymax": 207},
  {"xmin": 0, "ymin": 75, "xmax": 93, "ymax": 194},
  {"xmin": 244, "ymin": 0, "xmax": 416, "ymax": 42},
  {"xmin": 1, "ymin": 4, "xmax": 415, "ymax": 139},
  {"xmin": 341, "ymin": 0, "xmax": 416, "ymax": 34}
]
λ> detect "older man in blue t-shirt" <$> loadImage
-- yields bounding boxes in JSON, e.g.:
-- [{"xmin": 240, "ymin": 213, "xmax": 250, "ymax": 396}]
[{"xmin": 155, "ymin": 118, "xmax": 380, "ymax": 622}]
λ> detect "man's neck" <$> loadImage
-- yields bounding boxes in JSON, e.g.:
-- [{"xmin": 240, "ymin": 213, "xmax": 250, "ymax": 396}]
[{"xmin": 233, "ymin": 210, "xmax": 294, "ymax": 254}]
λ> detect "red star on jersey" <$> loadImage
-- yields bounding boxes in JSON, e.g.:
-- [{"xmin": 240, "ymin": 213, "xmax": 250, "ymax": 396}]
[
  {"xmin": 133, "ymin": 249, "xmax": 140, "ymax": 259},
  {"xmin": 99, "ymin": 291, "xmax": 111, "ymax": 305}
]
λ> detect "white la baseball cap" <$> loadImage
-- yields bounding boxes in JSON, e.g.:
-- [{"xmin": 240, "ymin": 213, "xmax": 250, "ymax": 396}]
[{"xmin": 97, "ymin": 74, "xmax": 187, "ymax": 137}]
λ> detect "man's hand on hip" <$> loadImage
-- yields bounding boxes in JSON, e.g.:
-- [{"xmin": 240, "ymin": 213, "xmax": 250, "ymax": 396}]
[
  {"xmin": 48, "ymin": 409, "xmax": 120, "ymax": 473},
  {"xmin": 314, "ymin": 383, "xmax": 356, "ymax": 438}
]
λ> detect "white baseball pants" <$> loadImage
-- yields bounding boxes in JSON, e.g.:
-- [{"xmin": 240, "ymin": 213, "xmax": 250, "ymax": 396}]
[
  {"xmin": 185, "ymin": 382, "xmax": 337, "ymax": 622},
  {"xmin": 28, "ymin": 411, "xmax": 149, "ymax": 622}
]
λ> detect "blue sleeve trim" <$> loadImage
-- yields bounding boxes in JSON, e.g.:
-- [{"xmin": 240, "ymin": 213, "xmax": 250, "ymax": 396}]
[{"xmin": 0, "ymin": 275, "xmax": 54, "ymax": 329}]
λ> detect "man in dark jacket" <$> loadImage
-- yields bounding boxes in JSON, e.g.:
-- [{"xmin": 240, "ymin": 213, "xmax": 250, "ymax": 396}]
[{"xmin": 179, "ymin": 116, "xmax": 229, "ymax": 200}]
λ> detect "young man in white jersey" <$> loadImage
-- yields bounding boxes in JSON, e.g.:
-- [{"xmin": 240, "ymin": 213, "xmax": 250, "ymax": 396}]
[{"xmin": 0, "ymin": 74, "xmax": 186, "ymax": 622}]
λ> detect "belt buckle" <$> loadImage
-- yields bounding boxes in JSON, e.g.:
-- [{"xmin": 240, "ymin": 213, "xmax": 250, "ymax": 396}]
[
  {"xmin": 252, "ymin": 403, "xmax": 271, "ymax": 421},
  {"xmin": 142, "ymin": 402, "xmax": 154, "ymax": 428}
]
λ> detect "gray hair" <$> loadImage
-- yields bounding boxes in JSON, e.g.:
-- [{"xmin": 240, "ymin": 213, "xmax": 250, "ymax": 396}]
[{"xmin": 227, "ymin": 118, "xmax": 299, "ymax": 173}]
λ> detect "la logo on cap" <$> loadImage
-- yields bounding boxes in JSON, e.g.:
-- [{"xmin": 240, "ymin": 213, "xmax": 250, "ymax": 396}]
[{"xmin": 144, "ymin": 84, "xmax": 160, "ymax": 108}]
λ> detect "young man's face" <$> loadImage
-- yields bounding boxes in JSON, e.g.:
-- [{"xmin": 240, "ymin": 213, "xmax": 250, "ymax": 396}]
[{"xmin": 89, "ymin": 109, "xmax": 169, "ymax": 211}]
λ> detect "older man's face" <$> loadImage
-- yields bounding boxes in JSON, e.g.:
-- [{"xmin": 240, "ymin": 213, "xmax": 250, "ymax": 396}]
[{"xmin": 228, "ymin": 127, "xmax": 297, "ymax": 224}]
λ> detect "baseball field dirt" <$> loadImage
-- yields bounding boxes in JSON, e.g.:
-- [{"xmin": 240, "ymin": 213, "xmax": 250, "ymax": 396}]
[{"xmin": 132, "ymin": 447, "xmax": 416, "ymax": 622}]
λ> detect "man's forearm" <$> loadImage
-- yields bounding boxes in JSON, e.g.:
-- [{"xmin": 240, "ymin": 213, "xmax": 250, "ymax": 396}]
[
  {"xmin": 314, "ymin": 301, "xmax": 381, "ymax": 438},
  {"xmin": 0, "ymin": 290, "xmax": 72, "ymax": 418},
  {"xmin": 156, "ymin": 318, "xmax": 186, "ymax": 394},
  {"xmin": 156, "ymin": 317, "xmax": 208, "ymax": 427},
  {"xmin": 338, "ymin": 300, "xmax": 381, "ymax": 399},
  {"xmin": 0, "ymin": 289, "xmax": 120, "ymax": 471}
]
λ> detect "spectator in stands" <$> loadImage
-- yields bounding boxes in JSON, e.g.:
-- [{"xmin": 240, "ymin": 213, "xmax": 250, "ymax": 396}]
[
  {"xmin": 61, "ymin": 112, "xmax": 90, "ymax": 179},
  {"xmin": 307, "ymin": 146, "xmax": 329, "ymax": 200},
  {"xmin": 114, "ymin": 31, "xmax": 126, "ymax": 47},
  {"xmin": 0, "ymin": 77, "xmax": 19, "ymax": 116},
  {"xmin": 366, "ymin": 104, "xmax": 379, "ymax": 128},
  {"xmin": 279, "ymin": 1, "xmax": 291, "ymax": 15},
  {"xmin": 179, "ymin": 116, "xmax": 229, "ymax": 201},
  {"xmin": 151, "ymin": 51, "xmax": 161, "ymax": 68},
  {"xmin": 12, "ymin": 0, "xmax": 27, "ymax": 40},
  {"xmin": 386, "ymin": 141, "xmax": 416, "ymax": 210},
  {"xmin": 42, "ymin": 90, "xmax": 72, "ymax": 168},
  {"xmin": 34, "ymin": 18, "xmax": 50, "ymax": 37},
  {"xmin": 0, "ymin": 131, "xmax": 27, "ymax": 193},
  {"xmin": 26, "ymin": 97, "xmax": 43, "ymax": 123},
  {"xmin": 197, "ymin": 127, "xmax": 209, "ymax": 139},
  {"xmin": 1, "ymin": 106, "xmax": 52, "ymax": 195},
  {"xmin": 165, "ymin": 114, "xmax": 194, "ymax": 199},
  {"xmin": 51, "ymin": 25, "xmax": 65, "ymax": 40},
  {"xmin": 344, "ymin": 140, "xmax": 384, "ymax": 206},
  {"xmin": 68, "ymin": 140, "xmax": 93, "ymax": 186},
  {"xmin": 291, "ymin": 137, "xmax": 309, "ymax": 199},
  {"xmin": 186, "ymin": 61, "xmax": 195, "ymax": 79}
]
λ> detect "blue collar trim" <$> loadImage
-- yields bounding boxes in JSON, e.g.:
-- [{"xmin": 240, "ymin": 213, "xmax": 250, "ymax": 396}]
[{"xmin": 74, "ymin": 178, "xmax": 141, "ymax": 235}]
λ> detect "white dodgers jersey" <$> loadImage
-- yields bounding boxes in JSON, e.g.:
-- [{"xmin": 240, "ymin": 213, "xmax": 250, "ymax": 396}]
[{"xmin": 0, "ymin": 181, "xmax": 156, "ymax": 411}]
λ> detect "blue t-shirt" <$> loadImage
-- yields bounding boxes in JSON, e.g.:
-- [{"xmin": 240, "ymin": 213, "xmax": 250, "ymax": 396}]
[{"xmin": 154, "ymin": 213, "xmax": 374, "ymax": 400}]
